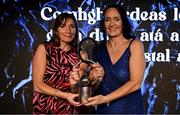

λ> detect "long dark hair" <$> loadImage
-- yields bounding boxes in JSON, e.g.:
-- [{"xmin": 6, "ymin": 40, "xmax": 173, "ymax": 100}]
[
  {"xmin": 51, "ymin": 13, "xmax": 78, "ymax": 48},
  {"xmin": 101, "ymin": 4, "xmax": 135, "ymax": 40}
]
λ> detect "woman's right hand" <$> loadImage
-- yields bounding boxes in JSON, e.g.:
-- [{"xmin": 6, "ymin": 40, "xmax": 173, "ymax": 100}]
[{"xmin": 69, "ymin": 67, "xmax": 80, "ymax": 85}]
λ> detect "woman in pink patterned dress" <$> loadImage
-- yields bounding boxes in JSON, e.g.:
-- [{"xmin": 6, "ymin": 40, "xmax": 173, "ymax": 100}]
[{"xmin": 32, "ymin": 13, "xmax": 81, "ymax": 114}]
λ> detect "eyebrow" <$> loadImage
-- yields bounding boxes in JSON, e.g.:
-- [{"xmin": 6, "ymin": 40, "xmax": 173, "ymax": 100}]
[{"xmin": 105, "ymin": 16, "xmax": 121, "ymax": 19}]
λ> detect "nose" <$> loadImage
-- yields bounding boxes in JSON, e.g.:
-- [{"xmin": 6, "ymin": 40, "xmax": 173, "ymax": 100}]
[
  {"xmin": 110, "ymin": 20, "xmax": 114, "ymax": 27},
  {"xmin": 66, "ymin": 26, "xmax": 71, "ymax": 33}
]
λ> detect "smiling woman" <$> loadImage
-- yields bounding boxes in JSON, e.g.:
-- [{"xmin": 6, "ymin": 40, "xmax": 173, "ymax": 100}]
[
  {"xmin": 32, "ymin": 13, "xmax": 81, "ymax": 114},
  {"xmin": 56, "ymin": 18, "xmax": 76, "ymax": 45},
  {"xmin": 84, "ymin": 5, "xmax": 146, "ymax": 114}
]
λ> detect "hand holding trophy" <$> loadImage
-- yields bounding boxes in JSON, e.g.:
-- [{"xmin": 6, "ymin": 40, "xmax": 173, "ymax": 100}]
[{"xmin": 70, "ymin": 37, "xmax": 104, "ymax": 104}]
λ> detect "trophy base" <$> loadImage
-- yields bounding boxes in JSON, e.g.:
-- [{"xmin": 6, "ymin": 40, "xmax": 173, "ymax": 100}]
[{"xmin": 79, "ymin": 87, "xmax": 92, "ymax": 104}]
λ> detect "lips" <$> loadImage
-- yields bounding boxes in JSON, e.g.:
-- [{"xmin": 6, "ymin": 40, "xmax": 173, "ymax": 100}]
[
  {"xmin": 65, "ymin": 35, "xmax": 72, "ymax": 37},
  {"xmin": 64, "ymin": 34, "xmax": 73, "ymax": 37},
  {"xmin": 108, "ymin": 28, "xmax": 117, "ymax": 32}
]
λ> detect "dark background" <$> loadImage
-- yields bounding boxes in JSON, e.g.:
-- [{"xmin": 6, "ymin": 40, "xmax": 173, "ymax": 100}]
[{"xmin": 0, "ymin": 0, "xmax": 179, "ymax": 114}]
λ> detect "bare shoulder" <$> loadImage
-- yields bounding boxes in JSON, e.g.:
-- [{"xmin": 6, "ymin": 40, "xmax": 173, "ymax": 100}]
[
  {"xmin": 130, "ymin": 39, "xmax": 144, "ymax": 50},
  {"xmin": 34, "ymin": 44, "xmax": 46, "ymax": 56},
  {"xmin": 37, "ymin": 44, "xmax": 45, "ymax": 50},
  {"xmin": 36, "ymin": 44, "xmax": 46, "ymax": 52}
]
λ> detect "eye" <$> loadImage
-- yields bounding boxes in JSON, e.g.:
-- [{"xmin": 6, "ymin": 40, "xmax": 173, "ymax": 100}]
[
  {"xmin": 105, "ymin": 18, "xmax": 110, "ymax": 22},
  {"xmin": 114, "ymin": 17, "xmax": 120, "ymax": 21},
  {"xmin": 70, "ymin": 25, "xmax": 76, "ymax": 28},
  {"xmin": 59, "ymin": 24, "xmax": 65, "ymax": 28}
]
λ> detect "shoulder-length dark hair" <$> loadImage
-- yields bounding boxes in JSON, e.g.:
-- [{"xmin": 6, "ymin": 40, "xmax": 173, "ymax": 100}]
[
  {"xmin": 101, "ymin": 4, "xmax": 135, "ymax": 40},
  {"xmin": 51, "ymin": 13, "xmax": 78, "ymax": 48}
]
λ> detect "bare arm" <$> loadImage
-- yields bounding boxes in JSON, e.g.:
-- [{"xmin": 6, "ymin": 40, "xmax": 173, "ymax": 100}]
[{"xmin": 32, "ymin": 44, "xmax": 67, "ymax": 99}]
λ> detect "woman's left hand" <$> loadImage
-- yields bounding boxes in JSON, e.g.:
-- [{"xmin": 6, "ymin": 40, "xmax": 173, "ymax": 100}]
[{"xmin": 84, "ymin": 95, "xmax": 108, "ymax": 106}]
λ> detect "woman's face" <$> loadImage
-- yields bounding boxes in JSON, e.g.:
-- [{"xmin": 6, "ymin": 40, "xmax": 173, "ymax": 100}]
[
  {"xmin": 104, "ymin": 8, "xmax": 123, "ymax": 38},
  {"xmin": 56, "ymin": 18, "xmax": 76, "ymax": 44}
]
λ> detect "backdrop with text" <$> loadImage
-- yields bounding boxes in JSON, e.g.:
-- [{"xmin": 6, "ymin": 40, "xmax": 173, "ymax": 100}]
[{"xmin": 0, "ymin": 0, "xmax": 180, "ymax": 114}]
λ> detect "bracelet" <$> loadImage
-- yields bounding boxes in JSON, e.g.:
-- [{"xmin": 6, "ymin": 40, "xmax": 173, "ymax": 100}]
[
  {"xmin": 105, "ymin": 95, "xmax": 110, "ymax": 107},
  {"xmin": 54, "ymin": 89, "xmax": 58, "ymax": 99}
]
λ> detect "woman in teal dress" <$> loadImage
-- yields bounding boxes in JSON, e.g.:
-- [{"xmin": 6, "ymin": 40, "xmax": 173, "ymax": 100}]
[{"xmin": 84, "ymin": 5, "xmax": 146, "ymax": 114}]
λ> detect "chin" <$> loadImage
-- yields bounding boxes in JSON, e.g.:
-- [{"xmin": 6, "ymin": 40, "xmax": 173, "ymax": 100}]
[
  {"xmin": 67, "ymin": 39, "xmax": 75, "ymax": 43},
  {"xmin": 109, "ymin": 34, "xmax": 118, "ymax": 37}
]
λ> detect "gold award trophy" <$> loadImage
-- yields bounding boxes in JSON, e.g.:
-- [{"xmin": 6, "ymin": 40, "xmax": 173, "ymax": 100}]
[{"xmin": 73, "ymin": 37, "xmax": 97, "ymax": 104}]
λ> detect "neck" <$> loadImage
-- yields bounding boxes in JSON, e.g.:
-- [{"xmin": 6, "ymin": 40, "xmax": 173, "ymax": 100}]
[
  {"xmin": 107, "ymin": 36, "xmax": 128, "ymax": 48},
  {"xmin": 59, "ymin": 42, "xmax": 71, "ymax": 51}
]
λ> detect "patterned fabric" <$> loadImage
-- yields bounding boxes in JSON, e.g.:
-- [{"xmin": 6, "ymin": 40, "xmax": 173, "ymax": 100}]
[
  {"xmin": 33, "ymin": 42, "xmax": 79, "ymax": 114},
  {"xmin": 94, "ymin": 40, "xmax": 145, "ymax": 114}
]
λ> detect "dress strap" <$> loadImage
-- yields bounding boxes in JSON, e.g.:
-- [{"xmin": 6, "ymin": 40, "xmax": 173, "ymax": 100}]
[{"xmin": 128, "ymin": 39, "xmax": 136, "ymax": 48}]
